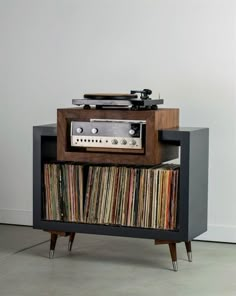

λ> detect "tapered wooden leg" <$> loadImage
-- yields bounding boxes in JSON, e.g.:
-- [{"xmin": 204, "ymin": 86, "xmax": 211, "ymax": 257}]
[
  {"xmin": 49, "ymin": 233, "xmax": 58, "ymax": 259},
  {"xmin": 168, "ymin": 243, "xmax": 178, "ymax": 271},
  {"xmin": 185, "ymin": 241, "xmax": 192, "ymax": 262},
  {"xmin": 155, "ymin": 240, "xmax": 179, "ymax": 271},
  {"xmin": 68, "ymin": 232, "xmax": 76, "ymax": 251}
]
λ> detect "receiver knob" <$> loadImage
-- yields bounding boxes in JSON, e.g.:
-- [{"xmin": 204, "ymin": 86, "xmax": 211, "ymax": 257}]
[
  {"xmin": 91, "ymin": 128, "xmax": 98, "ymax": 134},
  {"xmin": 76, "ymin": 127, "xmax": 83, "ymax": 134},
  {"xmin": 111, "ymin": 139, "xmax": 118, "ymax": 145},
  {"xmin": 121, "ymin": 139, "xmax": 127, "ymax": 145},
  {"xmin": 129, "ymin": 140, "xmax": 136, "ymax": 146},
  {"xmin": 129, "ymin": 129, "xmax": 135, "ymax": 136}
]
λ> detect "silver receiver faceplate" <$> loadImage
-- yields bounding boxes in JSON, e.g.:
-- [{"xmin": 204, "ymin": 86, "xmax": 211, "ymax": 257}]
[{"xmin": 71, "ymin": 119, "xmax": 146, "ymax": 149}]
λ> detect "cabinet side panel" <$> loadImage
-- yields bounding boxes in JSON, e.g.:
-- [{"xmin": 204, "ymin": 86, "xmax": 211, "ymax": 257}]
[
  {"xmin": 33, "ymin": 127, "xmax": 42, "ymax": 228},
  {"xmin": 57, "ymin": 110, "xmax": 67, "ymax": 161},
  {"xmin": 33, "ymin": 126, "xmax": 57, "ymax": 229},
  {"xmin": 188, "ymin": 129, "xmax": 209, "ymax": 239}
]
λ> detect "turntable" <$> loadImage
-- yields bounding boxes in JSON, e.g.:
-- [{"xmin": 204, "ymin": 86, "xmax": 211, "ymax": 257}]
[{"xmin": 72, "ymin": 89, "xmax": 164, "ymax": 110}]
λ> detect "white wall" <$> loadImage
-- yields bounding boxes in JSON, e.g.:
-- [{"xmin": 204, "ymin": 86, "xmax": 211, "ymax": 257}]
[{"xmin": 0, "ymin": 0, "xmax": 235, "ymax": 242}]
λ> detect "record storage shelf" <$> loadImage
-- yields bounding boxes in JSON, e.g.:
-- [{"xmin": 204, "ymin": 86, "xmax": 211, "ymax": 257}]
[{"xmin": 33, "ymin": 124, "xmax": 209, "ymax": 242}]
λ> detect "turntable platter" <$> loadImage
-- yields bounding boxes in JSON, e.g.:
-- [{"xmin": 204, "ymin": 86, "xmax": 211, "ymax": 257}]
[{"xmin": 84, "ymin": 93, "xmax": 138, "ymax": 100}]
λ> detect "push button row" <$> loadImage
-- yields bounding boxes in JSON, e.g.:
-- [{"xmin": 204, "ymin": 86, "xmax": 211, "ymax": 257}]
[{"xmin": 75, "ymin": 138, "xmax": 137, "ymax": 146}]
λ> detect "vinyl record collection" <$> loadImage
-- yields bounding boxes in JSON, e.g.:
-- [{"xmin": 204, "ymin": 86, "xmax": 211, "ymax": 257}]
[
  {"xmin": 44, "ymin": 164, "xmax": 84, "ymax": 222},
  {"xmin": 44, "ymin": 164, "xmax": 179, "ymax": 230}
]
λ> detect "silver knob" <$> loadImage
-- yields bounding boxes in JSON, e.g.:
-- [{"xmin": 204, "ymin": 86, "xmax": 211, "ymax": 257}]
[
  {"xmin": 129, "ymin": 140, "xmax": 136, "ymax": 145},
  {"xmin": 91, "ymin": 128, "xmax": 98, "ymax": 134},
  {"xmin": 129, "ymin": 129, "xmax": 135, "ymax": 136},
  {"xmin": 121, "ymin": 139, "xmax": 127, "ymax": 145},
  {"xmin": 111, "ymin": 139, "xmax": 118, "ymax": 145},
  {"xmin": 76, "ymin": 127, "xmax": 83, "ymax": 134}
]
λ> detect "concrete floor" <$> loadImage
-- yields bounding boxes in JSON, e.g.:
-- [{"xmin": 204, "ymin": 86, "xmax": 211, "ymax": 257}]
[{"xmin": 0, "ymin": 225, "xmax": 235, "ymax": 296}]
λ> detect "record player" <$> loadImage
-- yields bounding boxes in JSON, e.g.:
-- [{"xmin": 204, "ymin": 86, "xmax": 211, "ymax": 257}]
[{"xmin": 72, "ymin": 89, "xmax": 164, "ymax": 110}]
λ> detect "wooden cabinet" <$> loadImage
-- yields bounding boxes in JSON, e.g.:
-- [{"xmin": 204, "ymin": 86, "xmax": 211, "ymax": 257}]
[{"xmin": 33, "ymin": 120, "xmax": 208, "ymax": 271}]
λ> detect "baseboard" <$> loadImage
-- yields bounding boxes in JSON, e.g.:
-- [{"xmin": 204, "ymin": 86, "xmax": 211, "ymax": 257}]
[
  {"xmin": 196, "ymin": 224, "xmax": 236, "ymax": 243},
  {"xmin": 0, "ymin": 209, "xmax": 32, "ymax": 226}
]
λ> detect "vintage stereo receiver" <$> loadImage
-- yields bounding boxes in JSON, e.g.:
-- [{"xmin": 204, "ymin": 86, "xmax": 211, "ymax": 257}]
[{"xmin": 70, "ymin": 119, "xmax": 146, "ymax": 150}]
